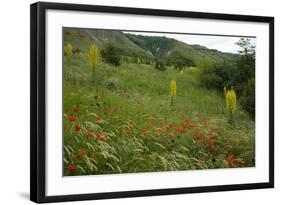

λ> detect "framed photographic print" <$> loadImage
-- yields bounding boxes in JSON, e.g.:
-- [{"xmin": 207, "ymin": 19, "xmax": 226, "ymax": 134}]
[{"xmin": 30, "ymin": 1, "xmax": 274, "ymax": 203}]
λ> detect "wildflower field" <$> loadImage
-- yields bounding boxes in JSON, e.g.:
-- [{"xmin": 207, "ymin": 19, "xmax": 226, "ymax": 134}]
[{"xmin": 63, "ymin": 29, "xmax": 255, "ymax": 176}]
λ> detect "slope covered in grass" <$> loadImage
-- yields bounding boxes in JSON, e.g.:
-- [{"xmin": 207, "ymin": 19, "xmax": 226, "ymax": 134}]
[{"xmin": 63, "ymin": 52, "xmax": 255, "ymax": 176}]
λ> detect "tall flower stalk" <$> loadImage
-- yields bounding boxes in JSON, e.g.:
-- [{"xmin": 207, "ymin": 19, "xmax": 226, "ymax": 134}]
[
  {"xmin": 170, "ymin": 79, "xmax": 177, "ymax": 106},
  {"xmin": 64, "ymin": 43, "xmax": 73, "ymax": 56},
  {"xmin": 223, "ymin": 86, "xmax": 227, "ymax": 96},
  {"xmin": 88, "ymin": 44, "xmax": 101, "ymax": 89},
  {"xmin": 225, "ymin": 88, "xmax": 237, "ymax": 125}
]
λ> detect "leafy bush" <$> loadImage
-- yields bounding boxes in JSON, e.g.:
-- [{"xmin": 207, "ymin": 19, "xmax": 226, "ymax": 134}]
[
  {"xmin": 167, "ymin": 51, "xmax": 195, "ymax": 70},
  {"xmin": 104, "ymin": 78, "xmax": 123, "ymax": 91},
  {"xmin": 101, "ymin": 44, "xmax": 121, "ymax": 66},
  {"xmin": 198, "ymin": 60, "xmax": 237, "ymax": 89},
  {"xmin": 154, "ymin": 58, "xmax": 167, "ymax": 71},
  {"xmin": 199, "ymin": 73, "xmax": 223, "ymax": 89},
  {"xmin": 73, "ymin": 48, "xmax": 82, "ymax": 54}
]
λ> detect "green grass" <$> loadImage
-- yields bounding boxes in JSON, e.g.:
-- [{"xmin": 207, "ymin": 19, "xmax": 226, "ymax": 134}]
[{"xmin": 63, "ymin": 53, "xmax": 255, "ymax": 176}]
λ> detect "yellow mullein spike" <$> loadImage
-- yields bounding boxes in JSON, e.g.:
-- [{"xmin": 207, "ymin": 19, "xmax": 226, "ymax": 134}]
[
  {"xmin": 170, "ymin": 79, "xmax": 177, "ymax": 97},
  {"xmin": 88, "ymin": 44, "xmax": 101, "ymax": 89},
  {"xmin": 64, "ymin": 43, "xmax": 73, "ymax": 56},
  {"xmin": 225, "ymin": 89, "xmax": 237, "ymax": 114},
  {"xmin": 88, "ymin": 44, "xmax": 101, "ymax": 67}
]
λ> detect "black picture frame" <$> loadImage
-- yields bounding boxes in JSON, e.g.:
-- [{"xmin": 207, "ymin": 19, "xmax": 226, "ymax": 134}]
[{"xmin": 30, "ymin": 1, "xmax": 274, "ymax": 203}]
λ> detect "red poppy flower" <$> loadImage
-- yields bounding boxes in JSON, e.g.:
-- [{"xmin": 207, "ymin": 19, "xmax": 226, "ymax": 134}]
[
  {"xmin": 72, "ymin": 106, "xmax": 78, "ymax": 113},
  {"xmin": 95, "ymin": 115, "xmax": 101, "ymax": 122},
  {"xmin": 79, "ymin": 149, "xmax": 86, "ymax": 156},
  {"xmin": 96, "ymin": 132, "xmax": 106, "ymax": 141},
  {"xmin": 175, "ymin": 127, "xmax": 185, "ymax": 133},
  {"xmin": 124, "ymin": 127, "xmax": 132, "ymax": 134},
  {"xmin": 201, "ymin": 121, "xmax": 209, "ymax": 126},
  {"xmin": 112, "ymin": 107, "xmax": 119, "ymax": 113},
  {"xmin": 75, "ymin": 125, "xmax": 81, "ymax": 132},
  {"xmin": 193, "ymin": 130, "xmax": 202, "ymax": 142},
  {"xmin": 168, "ymin": 132, "xmax": 175, "ymax": 138},
  {"xmin": 86, "ymin": 131, "xmax": 93, "ymax": 139},
  {"xmin": 74, "ymin": 149, "xmax": 86, "ymax": 160},
  {"xmin": 210, "ymin": 127, "xmax": 219, "ymax": 133},
  {"xmin": 187, "ymin": 122, "xmax": 196, "ymax": 128},
  {"xmin": 180, "ymin": 114, "xmax": 185, "ymax": 120},
  {"xmin": 225, "ymin": 154, "xmax": 235, "ymax": 167},
  {"xmin": 238, "ymin": 138, "xmax": 245, "ymax": 145},
  {"xmin": 233, "ymin": 158, "xmax": 243, "ymax": 166},
  {"xmin": 180, "ymin": 121, "xmax": 186, "ymax": 127},
  {"xmin": 154, "ymin": 132, "xmax": 161, "ymax": 137},
  {"xmin": 208, "ymin": 134, "xmax": 215, "ymax": 142},
  {"xmin": 74, "ymin": 154, "xmax": 82, "ymax": 161},
  {"xmin": 141, "ymin": 127, "xmax": 148, "ymax": 133},
  {"xmin": 92, "ymin": 155, "xmax": 100, "ymax": 164},
  {"xmin": 68, "ymin": 116, "xmax": 76, "ymax": 122},
  {"xmin": 227, "ymin": 137, "xmax": 232, "ymax": 144},
  {"xmin": 184, "ymin": 118, "xmax": 190, "ymax": 123},
  {"xmin": 68, "ymin": 164, "xmax": 76, "ymax": 173},
  {"xmin": 163, "ymin": 120, "xmax": 169, "ymax": 125}
]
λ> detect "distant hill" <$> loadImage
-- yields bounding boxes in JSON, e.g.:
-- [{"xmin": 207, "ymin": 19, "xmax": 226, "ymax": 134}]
[
  {"xmin": 125, "ymin": 33, "xmax": 239, "ymax": 65},
  {"xmin": 63, "ymin": 28, "xmax": 239, "ymax": 65}
]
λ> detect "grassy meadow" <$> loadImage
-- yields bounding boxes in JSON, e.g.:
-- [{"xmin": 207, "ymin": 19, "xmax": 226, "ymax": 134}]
[{"xmin": 63, "ymin": 29, "xmax": 255, "ymax": 176}]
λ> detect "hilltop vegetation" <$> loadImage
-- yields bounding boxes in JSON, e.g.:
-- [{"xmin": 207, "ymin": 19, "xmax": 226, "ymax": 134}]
[{"xmin": 63, "ymin": 28, "xmax": 255, "ymax": 176}]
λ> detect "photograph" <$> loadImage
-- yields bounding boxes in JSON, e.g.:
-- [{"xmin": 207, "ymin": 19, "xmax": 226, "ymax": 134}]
[{"xmin": 63, "ymin": 27, "xmax": 256, "ymax": 176}]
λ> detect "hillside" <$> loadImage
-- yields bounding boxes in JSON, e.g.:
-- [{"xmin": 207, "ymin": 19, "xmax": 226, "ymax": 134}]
[
  {"xmin": 63, "ymin": 28, "xmax": 238, "ymax": 65},
  {"xmin": 125, "ymin": 33, "xmax": 239, "ymax": 65},
  {"xmin": 63, "ymin": 28, "xmax": 154, "ymax": 62}
]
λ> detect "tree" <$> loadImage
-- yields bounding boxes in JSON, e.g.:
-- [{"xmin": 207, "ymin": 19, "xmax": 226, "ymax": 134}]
[
  {"xmin": 88, "ymin": 44, "xmax": 101, "ymax": 88},
  {"xmin": 235, "ymin": 38, "xmax": 256, "ymax": 118},
  {"xmin": 235, "ymin": 38, "xmax": 255, "ymax": 56},
  {"xmin": 234, "ymin": 38, "xmax": 255, "ymax": 92},
  {"xmin": 240, "ymin": 78, "xmax": 255, "ymax": 119},
  {"xmin": 101, "ymin": 44, "xmax": 121, "ymax": 66}
]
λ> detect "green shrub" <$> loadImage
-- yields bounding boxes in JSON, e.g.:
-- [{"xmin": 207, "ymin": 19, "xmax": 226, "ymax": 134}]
[
  {"xmin": 199, "ymin": 73, "xmax": 223, "ymax": 89},
  {"xmin": 101, "ymin": 44, "xmax": 121, "ymax": 66},
  {"xmin": 73, "ymin": 48, "xmax": 82, "ymax": 54},
  {"xmin": 167, "ymin": 51, "xmax": 195, "ymax": 70},
  {"xmin": 154, "ymin": 58, "xmax": 167, "ymax": 71},
  {"xmin": 104, "ymin": 78, "xmax": 123, "ymax": 91}
]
